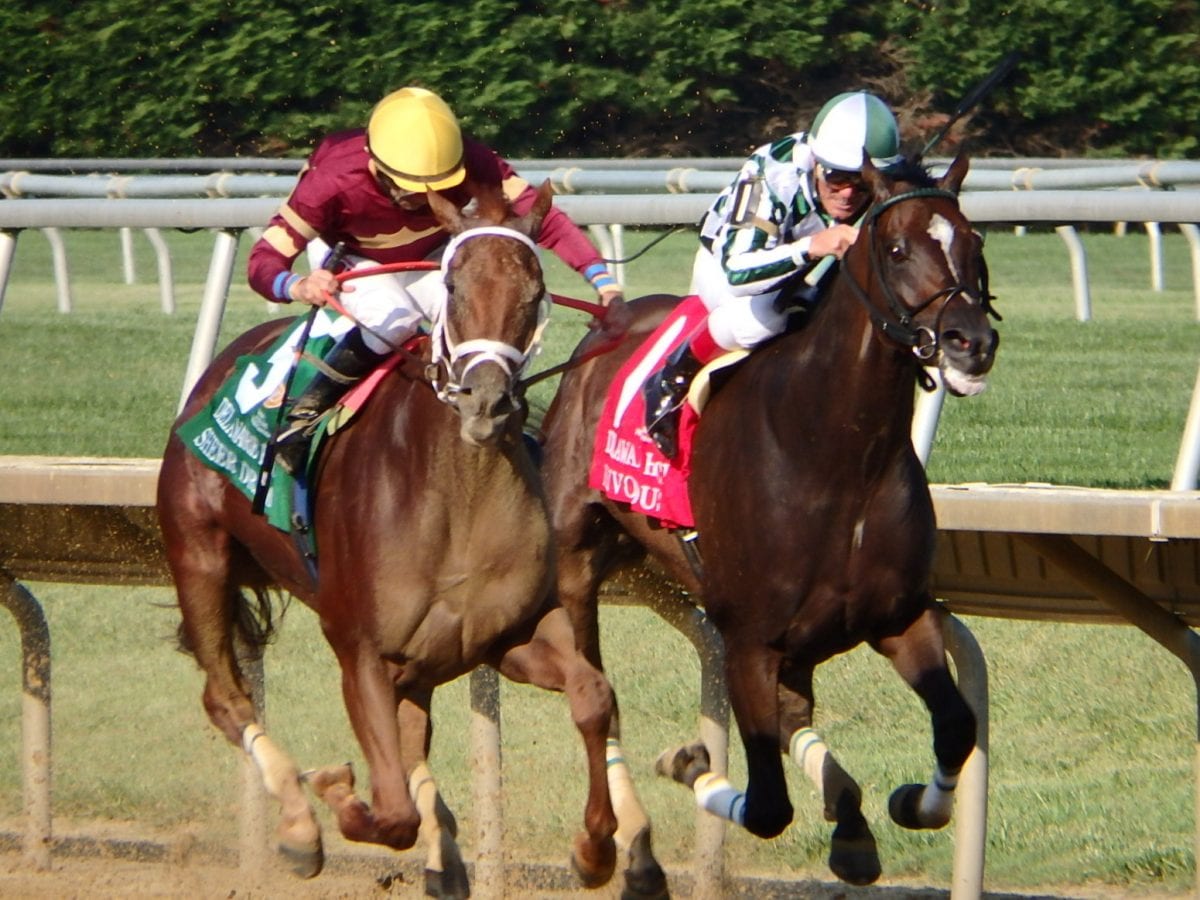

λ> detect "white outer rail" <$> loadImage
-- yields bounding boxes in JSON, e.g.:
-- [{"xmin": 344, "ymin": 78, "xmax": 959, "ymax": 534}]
[
  {"xmin": 2, "ymin": 191, "xmax": 1195, "ymax": 490},
  {"xmin": 5, "ymin": 159, "xmax": 1200, "ymax": 196}
]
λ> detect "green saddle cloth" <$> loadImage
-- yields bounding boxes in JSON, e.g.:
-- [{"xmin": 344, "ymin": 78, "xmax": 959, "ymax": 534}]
[{"xmin": 175, "ymin": 310, "xmax": 353, "ymax": 532}]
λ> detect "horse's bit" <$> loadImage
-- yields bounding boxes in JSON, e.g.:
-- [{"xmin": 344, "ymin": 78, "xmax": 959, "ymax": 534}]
[{"xmin": 430, "ymin": 226, "xmax": 550, "ymax": 408}]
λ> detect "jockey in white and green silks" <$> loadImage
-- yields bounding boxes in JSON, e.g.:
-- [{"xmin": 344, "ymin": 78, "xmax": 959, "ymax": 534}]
[{"xmin": 643, "ymin": 91, "xmax": 906, "ymax": 459}]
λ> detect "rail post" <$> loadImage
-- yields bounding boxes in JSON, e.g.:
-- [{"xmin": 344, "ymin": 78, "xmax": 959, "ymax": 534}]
[{"xmin": 0, "ymin": 577, "xmax": 52, "ymax": 870}]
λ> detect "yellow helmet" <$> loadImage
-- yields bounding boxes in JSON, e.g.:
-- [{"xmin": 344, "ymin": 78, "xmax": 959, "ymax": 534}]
[{"xmin": 367, "ymin": 87, "xmax": 466, "ymax": 192}]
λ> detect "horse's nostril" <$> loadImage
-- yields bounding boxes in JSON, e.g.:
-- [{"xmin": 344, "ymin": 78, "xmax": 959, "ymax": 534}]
[
  {"xmin": 942, "ymin": 329, "xmax": 997, "ymax": 357},
  {"xmin": 942, "ymin": 330, "xmax": 971, "ymax": 353}
]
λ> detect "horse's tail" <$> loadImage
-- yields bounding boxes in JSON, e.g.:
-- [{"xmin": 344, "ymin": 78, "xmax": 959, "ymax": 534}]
[{"xmin": 174, "ymin": 585, "xmax": 286, "ymax": 660}]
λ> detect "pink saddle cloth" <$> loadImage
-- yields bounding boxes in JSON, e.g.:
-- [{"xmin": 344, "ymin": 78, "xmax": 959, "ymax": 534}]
[{"xmin": 587, "ymin": 296, "xmax": 711, "ymax": 530}]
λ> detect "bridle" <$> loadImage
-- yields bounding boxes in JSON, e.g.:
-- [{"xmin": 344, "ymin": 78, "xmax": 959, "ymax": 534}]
[
  {"xmin": 429, "ymin": 225, "xmax": 551, "ymax": 410},
  {"xmin": 841, "ymin": 187, "xmax": 999, "ymax": 370}
]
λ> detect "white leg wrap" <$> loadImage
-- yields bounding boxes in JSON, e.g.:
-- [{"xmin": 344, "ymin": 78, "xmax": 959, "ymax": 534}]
[
  {"xmin": 606, "ymin": 738, "xmax": 650, "ymax": 838},
  {"xmin": 242, "ymin": 722, "xmax": 265, "ymax": 756},
  {"xmin": 408, "ymin": 762, "xmax": 443, "ymax": 870},
  {"xmin": 789, "ymin": 727, "xmax": 830, "ymax": 787},
  {"xmin": 920, "ymin": 765, "xmax": 958, "ymax": 820},
  {"xmin": 694, "ymin": 772, "xmax": 746, "ymax": 826},
  {"xmin": 241, "ymin": 722, "xmax": 296, "ymax": 799},
  {"xmin": 409, "ymin": 762, "xmax": 437, "ymax": 816}
]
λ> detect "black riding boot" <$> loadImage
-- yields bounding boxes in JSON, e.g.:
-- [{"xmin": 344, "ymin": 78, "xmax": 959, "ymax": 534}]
[
  {"xmin": 642, "ymin": 341, "xmax": 703, "ymax": 459},
  {"xmin": 272, "ymin": 330, "xmax": 388, "ymax": 475}
]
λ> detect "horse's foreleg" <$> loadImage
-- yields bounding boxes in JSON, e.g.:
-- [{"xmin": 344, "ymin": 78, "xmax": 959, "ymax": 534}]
[
  {"xmin": 605, "ymin": 728, "xmax": 667, "ymax": 899},
  {"xmin": 723, "ymin": 640, "xmax": 792, "ymax": 839},
  {"xmin": 875, "ymin": 605, "xmax": 977, "ymax": 831},
  {"xmin": 309, "ymin": 643, "xmax": 420, "ymax": 850},
  {"xmin": 495, "ymin": 606, "xmax": 618, "ymax": 890},
  {"xmin": 656, "ymin": 641, "xmax": 791, "ymax": 839},
  {"xmin": 559, "ymin": 553, "xmax": 666, "ymax": 898},
  {"xmin": 778, "ymin": 665, "xmax": 880, "ymax": 886},
  {"xmin": 407, "ymin": 761, "xmax": 469, "ymax": 899},
  {"xmin": 396, "ymin": 697, "xmax": 469, "ymax": 900}
]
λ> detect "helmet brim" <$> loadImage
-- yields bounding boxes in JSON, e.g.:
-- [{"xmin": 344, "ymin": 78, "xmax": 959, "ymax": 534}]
[{"xmin": 373, "ymin": 154, "xmax": 467, "ymax": 193}]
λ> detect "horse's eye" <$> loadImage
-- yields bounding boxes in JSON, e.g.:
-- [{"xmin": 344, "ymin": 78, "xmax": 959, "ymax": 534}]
[{"xmin": 888, "ymin": 242, "xmax": 907, "ymax": 262}]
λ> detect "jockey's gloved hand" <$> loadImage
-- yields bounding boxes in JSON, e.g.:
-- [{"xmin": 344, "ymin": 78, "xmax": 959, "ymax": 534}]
[{"xmin": 288, "ymin": 268, "xmax": 347, "ymax": 306}]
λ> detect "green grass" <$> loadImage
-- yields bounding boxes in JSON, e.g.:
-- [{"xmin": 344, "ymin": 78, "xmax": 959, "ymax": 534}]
[{"xmin": 0, "ymin": 225, "xmax": 1197, "ymax": 895}]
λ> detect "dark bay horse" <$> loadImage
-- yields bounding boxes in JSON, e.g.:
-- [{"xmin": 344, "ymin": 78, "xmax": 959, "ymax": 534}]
[
  {"xmin": 540, "ymin": 155, "xmax": 999, "ymax": 887},
  {"xmin": 156, "ymin": 181, "xmax": 620, "ymax": 898}
]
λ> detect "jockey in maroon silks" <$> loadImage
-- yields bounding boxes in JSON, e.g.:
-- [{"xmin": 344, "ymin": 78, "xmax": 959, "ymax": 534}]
[{"xmin": 247, "ymin": 86, "xmax": 629, "ymax": 474}]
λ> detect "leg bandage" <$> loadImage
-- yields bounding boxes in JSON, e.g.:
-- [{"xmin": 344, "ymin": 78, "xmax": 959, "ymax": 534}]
[
  {"xmin": 606, "ymin": 738, "xmax": 650, "ymax": 837},
  {"xmin": 921, "ymin": 765, "xmax": 959, "ymax": 818},
  {"xmin": 242, "ymin": 722, "xmax": 265, "ymax": 756},
  {"xmin": 789, "ymin": 727, "xmax": 830, "ymax": 786},
  {"xmin": 693, "ymin": 772, "xmax": 746, "ymax": 825},
  {"xmin": 241, "ymin": 722, "xmax": 296, "ymax": 799},
  {"xmin": 607, "ymin": 738, "xmax": 639, "ymax": 800}
]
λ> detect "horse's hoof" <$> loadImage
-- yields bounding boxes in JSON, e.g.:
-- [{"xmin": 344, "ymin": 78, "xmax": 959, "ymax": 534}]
[
  {"xmin": 654, "ymin": 742, "xmax": 710, "ymax": 788},
  {"xmin": 304, "ymin": 762, "xmax": 355, "ymax": 800},
  {"xmin": 828, "ymin": 810, "xmax": 881, "ymax": 886},
  {"xmin": 571, "ymin": 832, "xmax": 617, "ymax": 889},
  {"xmin": 424, "ymin": 866, "xmax": 470, "ymax": 900},
  {"xmin": 888, "ymin": 783, "xmax": 950, "ymax": 830},
  {"xmin": 277, "ymin": 837, "xmax": 325, "ymax": 879},
  {"xmin": 621, "ymin": 826, "xmax": 669, "ymax": 899}
]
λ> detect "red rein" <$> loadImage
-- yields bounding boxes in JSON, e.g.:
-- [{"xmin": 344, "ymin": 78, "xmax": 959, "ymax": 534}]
[{"xmin": 323, "ymin": 260, "xmax": 609, "ymax": 320}]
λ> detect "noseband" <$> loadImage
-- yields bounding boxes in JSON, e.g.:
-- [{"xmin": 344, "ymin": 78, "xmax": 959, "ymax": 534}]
[
  {"xmin": 844, "ymin": 188, "xmax": 998, "ymax": 365},
  {"xmin": 430, "ymin": 226, "xmax": 550, "ymax": 408}
]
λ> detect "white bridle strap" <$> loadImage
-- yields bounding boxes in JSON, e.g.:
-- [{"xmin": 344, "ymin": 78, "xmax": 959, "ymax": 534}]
[
  {"xmin": 451, "ymin": 338, "xmax": 527, "ymax": 377},
  {"xmin": 432, "ymin": 225, "xmax": 548, "ymax": 400},
  {"xmin": 440, "ymin": 225, "xmax": 540, "ymax": 271}
]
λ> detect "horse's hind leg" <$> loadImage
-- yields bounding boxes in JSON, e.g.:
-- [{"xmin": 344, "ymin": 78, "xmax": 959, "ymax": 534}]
[
  {"xmin": 493, "ymin": 605, "xmax": 618, "ymax": 891},
  {"xmin": 165, "ymin": 531, "xmax": 322, "ymax": 876},
  {"xmin": 778, "ymin": 662, "xmax": 880, "ymax": 886},
  {"xmin": 874, "ymin": 604, "xmax": 977, "ymax": 830}
]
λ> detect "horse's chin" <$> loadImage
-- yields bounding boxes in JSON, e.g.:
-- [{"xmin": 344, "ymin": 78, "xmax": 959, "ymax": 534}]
[
  {"xmin": 939, "ymin": 365, "xmax": 989, "ymax": 398},
  {"xmin": 460, "ymin": 416, "xmax": 508, "ymax": 447}
]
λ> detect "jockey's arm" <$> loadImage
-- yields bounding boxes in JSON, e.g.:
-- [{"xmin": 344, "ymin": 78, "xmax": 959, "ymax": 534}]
[{"xmin": 511, "ymin": 181, "xmax": 630, "ymax": 337}]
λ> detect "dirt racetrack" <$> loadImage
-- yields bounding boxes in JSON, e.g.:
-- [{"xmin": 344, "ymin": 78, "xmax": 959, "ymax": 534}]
[{"xmin": 0, "ymin": 820, "xmax": 1183, "ymax": 899}]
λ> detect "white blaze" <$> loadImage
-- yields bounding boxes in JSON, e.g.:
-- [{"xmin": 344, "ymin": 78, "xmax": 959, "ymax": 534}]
[{"xmin": 927, "ymin": 214, "xmax": 960, "ymax": 281}]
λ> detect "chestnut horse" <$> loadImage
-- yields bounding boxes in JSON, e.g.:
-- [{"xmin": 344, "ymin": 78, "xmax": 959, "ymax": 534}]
[
  {"xmin": 156, "ymin": 182, "xmax": 619, "ymax": 898},
  {"xmin": 540, "ymin": 156, "xmax": 999, "ymax": 887}
]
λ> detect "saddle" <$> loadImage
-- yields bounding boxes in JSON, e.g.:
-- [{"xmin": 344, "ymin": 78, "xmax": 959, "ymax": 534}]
[{"xmin": 176, "ymin": 312, "xmax": 416, "ymax": 536}]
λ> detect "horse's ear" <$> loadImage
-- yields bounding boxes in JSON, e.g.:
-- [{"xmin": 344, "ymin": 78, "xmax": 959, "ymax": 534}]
[
  {"xmin": 473, "ymin": 179, "xmax": 510, "ymax": 225},
  {"xmin": 938, "ymin": 154, "xmax": 970, "ymax": 194},
  {"xmin": 860, "ymin": 156, "xmax": 889, "ymax": 201},
  {"xmin": 513, "ymin": 179, "xmax": 554, "ymax": 240},
  {"xmin": 529, "ymin": 179, "xmax": 554, "ymax": 237},
  {"xmin": 428, "ymin": 188, "xmax": 465, "ymax": 234}
]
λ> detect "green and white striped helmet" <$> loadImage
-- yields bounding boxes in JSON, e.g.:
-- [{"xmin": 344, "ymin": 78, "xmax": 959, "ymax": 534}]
[{"xmin": 808, "ymin": 91, "xmax": 903, "ymax": 172}]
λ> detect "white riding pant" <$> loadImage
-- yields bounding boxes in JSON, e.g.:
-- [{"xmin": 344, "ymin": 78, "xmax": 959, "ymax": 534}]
[
  {"xmin": 689, "ymin": 247, "xmax": 788, "ymax": 351},
  {"xmin": 308, "ymin": 238, "xmax": 446, "ymax": 355}
]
